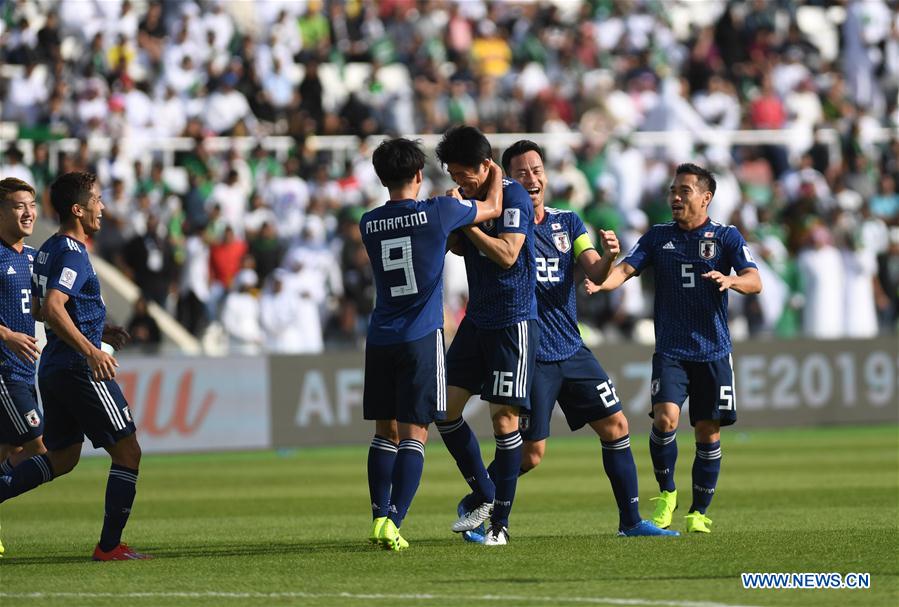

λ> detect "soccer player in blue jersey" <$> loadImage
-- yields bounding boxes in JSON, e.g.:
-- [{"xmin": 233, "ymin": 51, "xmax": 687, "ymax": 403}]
[
  {"xmin": 495, "ymin": 141, "xmax": 678, "ymax": 537},
  {"xmin": 436, "ymin": 126, "xmax": 538, "ymax": 546},
  {"xmin": 0, "ymin": 172, "xmax": 150, "ymax": 560},
  {"xmin": 0, "ymin": 178, "xmax": 44, "ymax": 556},
  {"xmin": 594, "ymin": 163, "xmax": 761, "ymax": 533},
  {"xmin": 361, "ymin": 138, "xmax": 503, "ymax": 550}
]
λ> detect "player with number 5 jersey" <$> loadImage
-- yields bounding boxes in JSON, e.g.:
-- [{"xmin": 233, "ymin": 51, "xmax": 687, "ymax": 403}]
[
  {"xmin": 360, "ymin": 138, "xmax": 503, "ymax": 551},
  {"xmin": 594, "ymin": 163, "xmax": 761, "ymax": 534}
]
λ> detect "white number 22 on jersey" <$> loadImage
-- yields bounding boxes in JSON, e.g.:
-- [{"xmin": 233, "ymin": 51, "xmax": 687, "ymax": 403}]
[
  {"xmin": 381, "ymin": 236, "xmax": 419, "ymax": 297},
  {"xmin": 536, "ymin": 257, "xmax": 560, "ymax": 283}
]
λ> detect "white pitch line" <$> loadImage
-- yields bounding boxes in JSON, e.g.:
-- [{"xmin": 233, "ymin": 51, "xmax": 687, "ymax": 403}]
[{"xmin": 0, "ymin": 591, "xmax": 764, "ymax": 607}]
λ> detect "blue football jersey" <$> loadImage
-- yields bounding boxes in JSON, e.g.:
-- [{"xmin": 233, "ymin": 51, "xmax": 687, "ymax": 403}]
[
  {"xmin": 362, "ymin": 195, "xmax": 477, "ymax": 346},
  {"xmin": 458, "ymin": 178, "xmax": 537, "ymax": 329},
  {"xmin": 0, "ymin": 242, "xmax": 36, "ymax": 382},
  {"xmin": 534, "ymin": 208, "xmax": 595, "ymax": 362},
  {"xmin": 623, "ymin": 219, "xmax": 758, "ymax": 361},
  {"xmin": 32, "ymin": 234, "xmax": 107, "ymax": 372}
]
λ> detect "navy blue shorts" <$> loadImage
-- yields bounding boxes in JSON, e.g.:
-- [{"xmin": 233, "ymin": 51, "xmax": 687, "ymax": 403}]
[
  {"xmin": 39, "ymin": 367, "xmax": 137, "ymax": 450},
  {"xmin": 363, "ymin": 329, "xmax": 447, "ymax": 425},
  {"xmin": 446, "ymin": 317, "xmax": 539, "ymax": 409},
  {"xmin": 522, "ymin": 346, "xmax": 622, "ymax": 441},
  {"xmin": 650, "ymin": 353, "xmax": 737, "ymax": 427},
  {"xmin": 0, "ymin": 377, "xmax": 43, "ymax": 445}
]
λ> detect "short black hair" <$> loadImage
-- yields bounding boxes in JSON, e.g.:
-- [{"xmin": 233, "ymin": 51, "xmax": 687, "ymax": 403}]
[
  {"xmin": 435, "ymin": 125, "xmax": 492, "ymax": 168},
  {"xmin": 372, "ymin": 138, "xmax": 426, "ymax": 190},
  {"xmin": 676, "ymin": 163, "xmax": 716, "ymax": 195},
  {"xmin": 0, "ymin": 177, "xmax": 35, "ymax": 204},
  {"xmin": 501, "ymin": 140, "xmax": 545, "ymax": 174},
  {"xmin": 49, "ymin": 171, "xmax": 97, "ymax": 220}
]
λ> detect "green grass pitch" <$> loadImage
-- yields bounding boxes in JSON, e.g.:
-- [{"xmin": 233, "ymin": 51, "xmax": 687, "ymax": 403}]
[{"xmin": 1, "ymin": 425, "xmax": 896, "ymax": 607}]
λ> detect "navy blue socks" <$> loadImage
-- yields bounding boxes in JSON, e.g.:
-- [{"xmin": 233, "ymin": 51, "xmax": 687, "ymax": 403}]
[
  {"xmin": 98, "ymin": 464, "xmax": 138, "ymax": 551},
  {"xmin": 690, "ymin": 441, "xmax": 722, "ymax": 514},
  {"xmin": 649, "ymin": 426, "xmax": 678, "ymax": 492},
  {"xmin": 367, "ymin": 435, "xmax": 398, "ymax": 519}
]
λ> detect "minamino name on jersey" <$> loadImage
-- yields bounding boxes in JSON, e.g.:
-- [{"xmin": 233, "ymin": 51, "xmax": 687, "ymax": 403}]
[{"xmin": 365, "ymin": 211, "xmax": 429, "ymax": 234}]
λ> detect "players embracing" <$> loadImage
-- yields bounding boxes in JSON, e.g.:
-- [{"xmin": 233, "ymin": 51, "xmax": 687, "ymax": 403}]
[
  {"xmin": 435, "ymin": 126, "xmax": 539, "ymax": 546},
  {"xmin": 361, "ymin": 137, "xmax": 503, "ymax": 551}
]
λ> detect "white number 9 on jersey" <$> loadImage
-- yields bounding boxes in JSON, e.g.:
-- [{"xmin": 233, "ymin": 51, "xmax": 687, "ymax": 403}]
[{"xmin": 381, "ymin": 236, "xmax": 419, "ymax": 297}]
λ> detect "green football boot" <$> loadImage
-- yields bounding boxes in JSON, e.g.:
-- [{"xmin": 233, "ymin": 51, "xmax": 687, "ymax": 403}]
[
  {"xmin": 649, "ymin": 489, "xmax": 678, "ymax": 529},
  {"xmin": 378, "ymin": 518, "xmax": 409, "ymax": 551},
  {"xmin": 369, "ymin": 516, "xmax": 387, "ymax": 545},
  {"xmin": 684, "ymin": 511, "xmax": 712, "ymax": 534}
]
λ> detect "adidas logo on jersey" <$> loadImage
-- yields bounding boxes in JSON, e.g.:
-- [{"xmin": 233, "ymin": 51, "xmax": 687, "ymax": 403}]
[
  {"xmin": 6, "ymin": 266, "xmax": 15, "ymax": 274},
  {"xmin": 662, "ymin": 241, "xmax": 676, "ymax": 250}
]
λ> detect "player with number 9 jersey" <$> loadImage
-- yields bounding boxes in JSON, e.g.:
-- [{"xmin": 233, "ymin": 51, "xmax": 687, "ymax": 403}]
[
  {"xmin": 360, "ymin": 138, "xmax": 502, "ymax": 551},
  {"xmin": 363, "ymin": 196, "xmax": 478, "ymax": 348}
]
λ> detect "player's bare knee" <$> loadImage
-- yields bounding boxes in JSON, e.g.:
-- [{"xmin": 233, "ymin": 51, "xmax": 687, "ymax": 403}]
[
  {"xmin": 594, "ymin": 412, "xmax": 628, "ymax": 442},
  {"xmin": 694, "ymin": 421, "xmax": 720, "ymax": 443},
  {"xmin": 21, "ymin": 437, "xmax": 47, "ymax": 457},
  {"xmin": 108, "ymin": 435, "xmax": 142, "ymax": 469},
  {"xmin": 48, "ymin": 445, "xmax": 81, "ymax": 477},
  {"xmin": 123, "ymin": 440, "xmax": 143, "ymax": 468},
  {"xmin": 652, "ymin": 404, "xmax": 679, "ymax": 432},
  {"xmin": 445, "ymin": 387, "xmax": 469, "ymax": 420},
  {"xmin": 490, "ymin": 406, "xmax": 519, "ymax": 435},
  {"xmin": 375, "ymin": 419, "xmax": 399, "ymax": 443}
]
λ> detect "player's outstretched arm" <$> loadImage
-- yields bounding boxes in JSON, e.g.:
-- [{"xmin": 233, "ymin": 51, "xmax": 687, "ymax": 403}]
[
  {"xmin": 701, "ymin": 267, "xmax": 762, "ymax": 294},
  {"xmin": 588, "ymin": 261, "xmax": 637, "ymax": 294},
  {"xmin": 578, "ymin": 229, "xmax": 620, "ymax": 285},
  {"xmin": 0, "ymin": 324, "xmax": 40, "ymax": 364},
  {"xmin": 42, "ymin": 289, "xmax": 118, "ymax": 380}
]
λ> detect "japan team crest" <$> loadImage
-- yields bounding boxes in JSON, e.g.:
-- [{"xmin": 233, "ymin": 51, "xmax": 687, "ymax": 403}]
[
  {"xmin": 552, "ymin": 231, "xmax": 571, "ymax": 253},
  {"xmin": 651, "ymin": 379, "xmax": 660, "ymax": 396},
  {"xmin": 519, "ymin": 414, "xmax": 530, "ymax": 432},
  {"xmin": 24, "ymin": 409, "xmax": 41, "ymax": 427},
  {"xmin": 481, "ymin": 219, "xmax": 495, "ymax": 232},
  {"xmin": 699, "ymin": 239, "xmax": 717, "ymax": 259}
]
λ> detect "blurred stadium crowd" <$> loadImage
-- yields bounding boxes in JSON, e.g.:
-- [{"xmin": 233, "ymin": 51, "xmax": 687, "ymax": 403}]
[{"xmin": 1, "ymin": 0, "xmax": 898, "ymax": 354}]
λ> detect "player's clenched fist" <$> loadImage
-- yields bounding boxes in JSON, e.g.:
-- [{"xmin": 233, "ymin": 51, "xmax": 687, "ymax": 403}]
[{"xmin": 599, "ymin": 229, "xmax": 620, "ymax": 258}]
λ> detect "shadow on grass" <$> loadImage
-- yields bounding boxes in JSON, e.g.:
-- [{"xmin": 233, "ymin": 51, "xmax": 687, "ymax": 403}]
[{"xmin": 0, "ymin": 539, "xmax": 427, "ymax": 566}]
